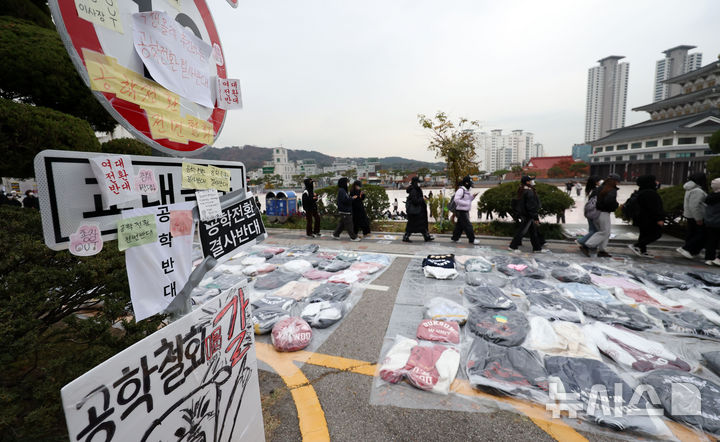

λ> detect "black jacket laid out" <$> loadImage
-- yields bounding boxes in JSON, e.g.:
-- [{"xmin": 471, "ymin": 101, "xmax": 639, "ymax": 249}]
[
  {"xmin": 594, "ymin": 187, "xmax": 619, "ymax": 213},
  {"xmin": 634, "ymin": 176, "xmax": 664, "ymax": 226},
  {"xmin": 302, "ymin": 178, "xmax": 318, "ymax": 212},
  {"xmin": 705, "ymin": 192, "xmax": 720, "ymax": 228}
]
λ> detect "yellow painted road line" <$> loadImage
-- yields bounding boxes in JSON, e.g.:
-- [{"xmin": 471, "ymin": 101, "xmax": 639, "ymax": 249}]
[{"xmin": 255, "ymin": 343, "xmax": 330, "ymax": 442}]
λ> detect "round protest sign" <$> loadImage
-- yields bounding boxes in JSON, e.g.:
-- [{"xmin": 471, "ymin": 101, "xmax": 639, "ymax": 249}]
[{"xmin": 48, "ymin": 0, "xmax": 227, "ymax": 156}]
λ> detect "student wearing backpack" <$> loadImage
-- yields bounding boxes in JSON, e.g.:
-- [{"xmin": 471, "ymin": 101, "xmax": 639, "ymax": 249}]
[
  {"xmin": 703, "ymin": 178, "xmax": 720, "ymax": 266},
  {"xmin": 579, "ymin": 173, "xmax": 620, "ymax": 258},
  {"xmin": 509, "ymin": 176, "xmax": 545, "ymax": 252},
  {"xmin": 677, "ymin": 173, "xmax": 707, "ymax": 259},
  {"xmin": 627, "ymin": 175, "xmax": 664, "ymax": 258},
  {"xmin": 577, "ymin": 176, "xmax": 600, "ymax": 247},
  {"xmin": 451, "ymin": 176, "xmax": 481, "ymax": 245}
]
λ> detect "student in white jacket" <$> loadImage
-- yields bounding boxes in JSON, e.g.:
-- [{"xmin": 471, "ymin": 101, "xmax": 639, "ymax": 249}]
[
  {"xmin": 450, "ymin": 176, "xmax": 480, "ymax": 245},
  {"xmin": 677, "ymin": 173, "xmax": 707, "ymax": 259}
]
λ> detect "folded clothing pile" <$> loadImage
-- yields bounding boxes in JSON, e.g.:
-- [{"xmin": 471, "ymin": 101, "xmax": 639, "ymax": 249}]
[
  {"xmin": 416, "ymin": 319, "xmax": 460, "ymax": 344},
  {"xmin": 307, "ymin": 283, "xmax": 352, "ymax": 303},
  {"xmin": 301, "ymin": 301, "xmax": 345, "ymax": 328},
  {"xmin": 465, "ymin": 257, "xmax": 493, "ymax": 273},
  {"xmin": 525, "ymin": 317, "xmax": 600, "ymax": 360},
  {"xmin": 271, "ymin": 317, "xmax": 313, "ymax": 352},
  {"xmin": 378, "ymin": 336, "xmax": 460, "ymax": 394},
  {"xmin": 464, "ymin": 285, "xmax": 516, "ymax": 311},
  {"xmin": 467, "ymin": 309, "xmax": 529, "ymax": 347},
  {"xmin": 422, "ymin": 254, "xmax": 458, "ymax": 280},
  {"xmin": 424, "ymin": 297, "xmax": 468, "ymax": 324}
]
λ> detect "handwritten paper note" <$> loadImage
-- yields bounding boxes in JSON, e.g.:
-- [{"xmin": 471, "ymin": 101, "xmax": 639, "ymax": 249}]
[
  {"xmin": 69, "ymin": 224, "xmax": 103, "ymax": 256},
  {"xmin": 89, "ymin": 155, "xmax": 139, "ymax": 209},
  {"xmin": 216, "ymin": 78, "xmax": 242, "ymax": 110},
  {"xmin": 170, "ymin": 210, "xmax": 194, "ymax": 237},
  {"xmin": 131, "ymin": 11, "xmax": 213, "ymax": 108},
  {"xmin": 208, "ymin": 165, "xmax": 231, "ymax": 191},
  {"xmin": 74, "ymin": 0, "xmax": 123, "ymax": 33},
  {"xmin": 182, "ymin": 163, "xmax": 210, "ymax": 189},
  {"xmin": 135, "ymin": 168, "xmax": 158, "ymax": 194},
  {"xmin": 118, "ymin": 214, "xmax": 158, "ymax": 251},
  {"xmin": 196, "ymin": 189, "xmax": 222, "ymax": 221}
]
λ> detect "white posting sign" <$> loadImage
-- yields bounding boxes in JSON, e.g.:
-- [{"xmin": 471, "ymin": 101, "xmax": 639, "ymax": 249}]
[
  {"xmin": 33, "ymin": 150, "xmax": 246, "ymax": 251},
  {"xmin": 216, "ymin": 78, "xmax": 242, "ymax": 109},
  {"xmin": 131, "ymin": 11, "xmax": 214, "ymax": 108},
  {"xmin": 89, "ymin": 155, "xmax": 139, "ymax": 208},
  {"xmin": 61, "ymin": 284, "xmax": 265, "ymax": 442},
  {"xmin": 196, "ymin": 189, "xmax": 222, "ymax": 221},
  {"xmin": 124, "ymin": 202, "xmax": 195, "ymax": 321}
]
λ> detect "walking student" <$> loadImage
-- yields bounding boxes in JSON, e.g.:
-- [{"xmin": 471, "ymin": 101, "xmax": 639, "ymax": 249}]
[
  {"xmin": 703, "ymin": 178, "xmax": 720, "ymax": 266},
  {"xmin": 451, "ymin": 176, "xmax": 480, "ymax": 245},
  {"xmin": 579, "ymin": 173, "xmax": 620, "ymax": 258},
  {"xmin": 332, "ymin": 178, "xmax": 360, "ymax": 241},
  {"xmin": 302, "ymin": 178, "xmax": 322, "ymax": 238},
  {"xmin": 577, "ymin": 176, "xmax": 600, "ymax": 247},
  {"xmin": 350, "ymin": 180, "xmax": 371, "ymax": 237},
  {"xmin": 677, "ymin": 173, "xmax": 707, "ymax": 259},
  {"xmin": 403, "ymin": 176, "xmax": 433, "ymax": 242},
  {"xmin": 509, "ymin": 176, "xmax": 545, "ymax": 252},
  {"xmin": 627, "ymin": 175, "xmax": 664, "ymax": 258}
]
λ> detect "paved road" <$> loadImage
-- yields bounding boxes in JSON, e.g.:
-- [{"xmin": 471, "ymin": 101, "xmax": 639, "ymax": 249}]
[{"xmin": 255, "ymin": 228, "xmax": 709, "ymax": 442}]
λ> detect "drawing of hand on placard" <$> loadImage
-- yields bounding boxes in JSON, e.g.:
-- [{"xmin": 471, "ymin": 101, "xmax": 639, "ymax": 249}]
[
  {"xmin": 69, "ymin": 224, "xmax": 103, "ymax": 256},
  {"xmin": 170, "ymin": 210, "xmax": 194, "ymax": 237}
]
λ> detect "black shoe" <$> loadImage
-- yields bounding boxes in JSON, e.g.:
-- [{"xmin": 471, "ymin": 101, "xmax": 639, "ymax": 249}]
[
  {"xmin": 402, "ymin": 233, "xmax": 412, "ymax": 243},
  {"xmin": 579, "ymin": 245, "xmax": 590, "ymax": 257},
  {"xmin": 597, "ymin": 251, "xmax": 612, "ymax": 258},
  {"xmin": 424, "ymin": 235, "xmax": 434, "ymax": 242}
]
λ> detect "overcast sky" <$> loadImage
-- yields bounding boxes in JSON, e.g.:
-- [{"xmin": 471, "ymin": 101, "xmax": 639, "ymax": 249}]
[{"xmin": 209, "ymin": 0, "xmax": 719, "ymax": 162}]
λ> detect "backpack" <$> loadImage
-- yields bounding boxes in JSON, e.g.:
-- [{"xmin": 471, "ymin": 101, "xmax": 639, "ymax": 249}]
[
  {"xmin": 621, "ymin": 191, "xmax": 640, "ymax": 220},
  {"xmin": 448, "ymin": 194, "xmax": 457, "ymax": 213},
  {"xmin": 583, "ymin": 194, "xmax": 601, "ymax": 220}
]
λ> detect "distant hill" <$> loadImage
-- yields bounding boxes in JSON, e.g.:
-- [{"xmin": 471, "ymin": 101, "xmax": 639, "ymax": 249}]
[{"xmin": 200, "ymin": 145, "xmax": 445, "ymax": 172}]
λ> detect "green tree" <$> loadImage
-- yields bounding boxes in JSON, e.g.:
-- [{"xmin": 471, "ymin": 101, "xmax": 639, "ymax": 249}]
[
  {"xmin": 709, "ymin": 129, "xmax": 720, "ymax": 154},
  {"xmin": 0, "ymin": 16, "xmax": 117, "ymax": 132},
  {"xmin": 416, "ymin": 167, "xmax": 431, "ymax": 177},
  {"xmin": 418, "ymin": 112, "xmax": 480, "ymax": 187},
  {"xmin": 569, "ymin": 161, "xmax": 589, "ymax": 175},
  {"xmin": 706, "ymin": 156, "xmax": 720, "ymax": 181},
  {"xmin": 0, "ymin": 98, "xmax": 101, "ymax": 177},
  {"xmin": 511, "ymin": 165, "xmax": 523, "ymax": 173},
  {"xmin": 101, "ymin": 138, "xmax": 152, "ymax": 156},
  {"xmin": 548, "ymin": 165, "xmax": 565, "ymax": 178},
  {"xmin": 477, "ymin": 181, "xmax": 574, "ymax": 219}
]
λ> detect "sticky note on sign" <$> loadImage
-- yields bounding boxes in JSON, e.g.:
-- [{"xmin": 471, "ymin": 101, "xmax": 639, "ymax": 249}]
[
  {"xmin": 69, "ymin": 224, "xmax": 103, "ymax": 256},
  {"xmin": 74, "ymin": 0, "xmax": 124, "ymax": 33},
  {"xmin": 118, "ymin": 214, "xmax": 157, "ymax": 251},
  {"xmin": 196, "ymin": 189, "xmax": 222, "ymax": 221},
  {"xmin": 207, "ymin": 165, "xmax": 230, "ymax": 192},
  {"xmin": 170, "ymin": 210, "xmax": 194, "ymax": 237},
  {"xmin": 182, "ymin": 163, "xmax": 210, "ymax": 190}
]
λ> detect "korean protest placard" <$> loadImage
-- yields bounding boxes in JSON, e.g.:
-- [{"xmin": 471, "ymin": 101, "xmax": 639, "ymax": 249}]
[
  {"xmin": 69, "ymin": 224, "xmax": 103, "ymax": 256},
  {"xmin": 123, "ymin": 202, "xmax": 195, "ymax": 321},
  {"xmin": 61, "ymin": 284, "xmax": 265, "ymax": 442},
  {"xmin": 131, "ymin": 11, "xmax": 213, "ymax": 108},
  {"xmin": 207, "ymin": 165, "xmax": 231, "ymax": 192},
  {"xmin": 199, "ymin": 195, "xmax": 267, "ymax": 263},
  {"xmin": 182, "ymin": 162, "xmax": 210, "ymax": 190},
  {"xmin": 135, "ymin": 169, "xmax": 158, "ymax": 195},
  {"xmin": 196, "ymin": 189, "xmax": 223, "ymax": 221},
  {"xmin": 216, "ymin": 78, "xmax": 243, "ymax": 110},
  {"xmin": 117, "ymin": 214, "xmax": 157, "ymax": 251},
  {"xmin": 89, "ymin": 155, "xmax": 139, "ymax": 209},
  {"xmin": 74, "ymin": 0, "xmax": 123, "ymax": 33}
]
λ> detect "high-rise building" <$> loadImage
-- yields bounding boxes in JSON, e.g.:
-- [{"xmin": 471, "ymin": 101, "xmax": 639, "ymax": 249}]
[
  {"xmin": 653, "ymin": 45, "xmax": 702, "ymax": 102},
  {"xmin": 478, "ymin": 129, "xmax": 535, "ymax": 172},
  {"xmin": 584, "ymin": 56, "xmax": 629, "ymax": 143}
]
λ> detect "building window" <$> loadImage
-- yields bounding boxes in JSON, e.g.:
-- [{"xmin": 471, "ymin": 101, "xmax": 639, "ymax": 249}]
[
  {"xmin": 592, "ymin": 158, "xmax": 598, "ymax": 163},
  {"xmin": 678, "ymin": 137, "xmax": 696, "ymax": 145},
  {"xmin": 616, "ymin": 144, "xmax": 628, "ymax": 150},
  {"xmin": 662, "ymin": 138, "xmax": 673, "ymax": 146},
  {"xmin": 659, "ymin": 153, "xmax": 668, "ymax": 159},
  {"xmin": 704, "ymin": 136, "xmax": 711, "ymax": 143},
  {"xmin": 615, "ymin": 156, "xmax": 623, "ymax": 161},
  {"xmin": 644, "ymin": 154, "xmax": 653, "ymax": 160},
  {"xmin": 704, "ymin": 150, "xmax": 713, "ymax": 155},
  {"xmin": 631, "ymin": 142, "xmax": 642, "ymax": 149},
  {"xmin": 645, "ymin": 140, "xmax": 658, "ymax": 147},
  {"xmin": 629, "ymin": 155, "xmax": 637, "ymax": 161},
  {"xmin": 605, "ymin": 146, "xmax": 614, "ymax": 152},
  {"xmin": 676, "ymin": 152, "xmax": 696, "ymax": 158},
  {"xmin": 594, "ymin": 147, "xmax": 603, "ymax": 153},
  {"xmin": 603, "ymin": 157, "xmax": 610, "ymax": 162}
]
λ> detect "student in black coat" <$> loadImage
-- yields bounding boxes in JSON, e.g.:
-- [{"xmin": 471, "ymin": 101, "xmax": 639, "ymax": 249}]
[
  {"xmin": 332, "ymin": 178, "xmax": 359, "ymax": 241},
  {"xmin": 403, "ymin": 176, "xmax": 433, "ymax": 242},
  {"xmin": 350, "ymin": 180, "xmax": 370, "ymax": 237},
  {"xmin": 302, "ymin": 178, "xmax": 321, "ymax": 238},
  {"xmin": 628, "ymin": 175, "xmax": 664, "ymax": 258}
]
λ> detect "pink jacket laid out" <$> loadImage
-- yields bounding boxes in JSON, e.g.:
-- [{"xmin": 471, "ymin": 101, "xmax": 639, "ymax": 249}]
[{"xmin": 453, "ymin": 187, "xmax": 475, "ymax": 211}]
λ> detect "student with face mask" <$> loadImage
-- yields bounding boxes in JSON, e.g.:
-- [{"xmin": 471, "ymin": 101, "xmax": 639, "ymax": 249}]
[
  {"xmin": 509, "ymin": 176, "xmax": 545, "ymax": 252},
  {"xmin": 451, "ymin": 175, "xmax": 480, "ymax": 245}
]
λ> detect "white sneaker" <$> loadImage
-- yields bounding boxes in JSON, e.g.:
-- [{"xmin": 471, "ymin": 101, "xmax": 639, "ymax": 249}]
[
  {"xmin": 533, "ymin": 249, "xmax": 551, "ymax": 253},
  {"xmin": 314, "ymin": 233, "xmax": 323, "ymax": 238},
  {"xmin": 640, "ymin": 252, "xmax": 655, "ymax": 259},
  {"xmin": 472, "ymin": 239, "xmax": 481, "ymax": 245},
  {"xmin": 676, "ymin": 247, "xmax": 694, "ymax": 259},
  {"xmin": 332, "ymin": 234, "xmax": 340, "ymax": 240},
  {"xmin": 713, "ymin": 258, "xmax": 720, "ymax": 267},
  {"xmin": 508, "ymin": 247, "xmax": 520, "ymax": 253},
  {"xmin": 628, "ymin": 244, "xmax": 642, "ymax": 257},
  {"xmin": 706, "ymin": 260, "xmax": 716, "ymax": 266},
  {"xmin": 350, "ymin": 237, "xmax": 361, "ymax": 242}
]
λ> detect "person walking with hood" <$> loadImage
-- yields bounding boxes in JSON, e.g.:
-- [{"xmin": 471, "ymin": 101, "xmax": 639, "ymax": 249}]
[
  {"xmin": 509, "ymin": 176, "xmax": 544, "ymax": 252},
  {"xmin": 451, "ymin": 176, "xmax": 480, "ymax": 245},
  {"xmin": 580, "ymin": 173, "xmax": 620, "ymax": 258},
  {"xmin": 350, "ymin": 180, "xmax": 371, "ymax": 237},
  {"xmin": 703, "ymin": 178, "xmax": 720, "ymax": 266},
  {"xmin": 302, "ymin": 178, "xmax": 321, "ymax": 238},
  {"xmin": 677, "ymin": 173, "xmax": 707, "ymax": 259},
  {"xmin": 577, "ymin": 176, "xmax": 600, "ymax": 247},
  {"xmin": 403, "ymin": 176, "xmax": 433, "ymax": 242},
  {"xmin": 628, "ymin": 175, "xmax": 664, "ymax": 258},
  {"xmin": 332, "ymin": 177, "xmax": 360, "ymax": 241}
]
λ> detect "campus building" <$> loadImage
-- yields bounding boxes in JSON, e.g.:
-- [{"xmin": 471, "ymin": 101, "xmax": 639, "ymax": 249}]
[
  {"xmin": 653, "ymin": 45, "xmax": 703, "ymax": 102},
  {"xmin": 585, "ymin": 56, "xmax": 629, "ymax": 142},
  {"xmin": 589, "ymin": 59, "xmax": 720, "ymax": 185}
]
